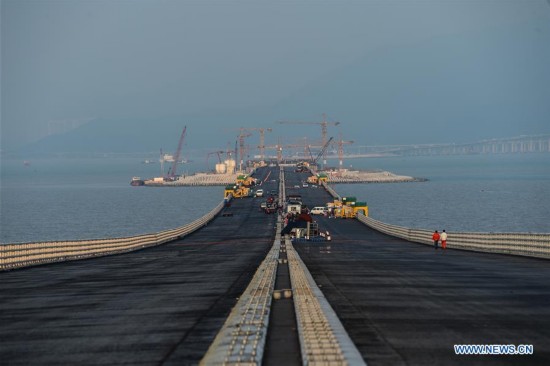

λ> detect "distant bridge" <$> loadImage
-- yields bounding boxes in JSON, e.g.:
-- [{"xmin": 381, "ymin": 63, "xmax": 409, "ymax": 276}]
[{"xmin": 343, "ymin": 134, "xmax": 550, "ymax": 157}]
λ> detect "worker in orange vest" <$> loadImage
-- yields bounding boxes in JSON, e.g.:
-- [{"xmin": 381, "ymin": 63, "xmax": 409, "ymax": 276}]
[{"xmin": 432, "ymin": 230, "xmax": 440, "ymax": 250}]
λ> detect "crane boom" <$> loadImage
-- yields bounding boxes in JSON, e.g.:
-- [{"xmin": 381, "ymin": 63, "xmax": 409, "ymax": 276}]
[
  {"xmin": 276, "ymin": 113, "xmax": 340, "ymax": 147},
  {"xmin": 314, "ymin": 137, "xmax": 333, "ymax": 165},
  {"xmin": 169, "ymin": 126, "xmax": 187, "ymax": 178}
]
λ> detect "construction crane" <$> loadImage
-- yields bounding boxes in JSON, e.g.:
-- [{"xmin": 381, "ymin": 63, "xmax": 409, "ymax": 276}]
[
  {"xmin": 276, "ymin": 113, "xmax": 340, "ymax": 148},
  {"xmin": 306, "ymin": 144, "xmax": 315, "ymax": 163},
  {"xmin": 206, "ymin": 150, "xmax": 224, "ymax": 170},
  {"xmin": 236, "ymin": 127, "xmax": 272, "ymax": 160},
  {"xmin": 313, "ymin": 137, "xmax": 334, "ymax": 169},
  {"xmin": 336, "ymin": 134, "xmax": 354, "ymax": 170},
  {"xmin": 167, "ymin": 126, "xmax": 187, "ymax": 179},
  {"xmin": 264, "ymin": 137, "xmax": 306, "ymax": 163},
  {"xmin": 236, "ymin": 128, "xmax": 253, "ymax": 172}
]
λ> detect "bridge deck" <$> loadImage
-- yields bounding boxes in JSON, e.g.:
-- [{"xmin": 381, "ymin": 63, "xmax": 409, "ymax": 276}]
[
  {"xmin": 287, "ymin": 168, "xmax": 550, "ymax": 365},
  {"xmin": 2, "ymin": 166, "xmax": 550, "ymax": 365},
  {"xmin": 0, "ymin": 168, "xmax": 279, "ymax": 365}
]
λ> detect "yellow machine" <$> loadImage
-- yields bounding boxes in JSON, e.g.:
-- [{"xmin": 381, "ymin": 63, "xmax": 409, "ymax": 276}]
[
  {"xmin": 327, "ymin": 196, "xmax": 368, "ymax": 218},
  {"xmin": 224, "ymin": 184, "xmax": 251, "ymax": 198},
  {"xmin": 236, "ymin": 174, "xmax": 258, "ymax": 187},
  {"xmin": 307, "ymin": 173, "xmax": 328, "ymax": 185}
]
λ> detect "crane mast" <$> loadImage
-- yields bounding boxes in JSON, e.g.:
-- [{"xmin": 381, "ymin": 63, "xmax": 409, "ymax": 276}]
[
  {"xmin": 276, "ymin": 113, "xmax": 340, "ymax": 147},
  {"xmin": 337, "ymin": 134, "xmax": 354, "ymax": 170}
]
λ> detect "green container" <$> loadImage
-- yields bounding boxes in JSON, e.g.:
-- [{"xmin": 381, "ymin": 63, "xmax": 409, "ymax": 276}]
[{"xmin": 342, "ymin": 196, "xmax": 357, "ymax": 204}]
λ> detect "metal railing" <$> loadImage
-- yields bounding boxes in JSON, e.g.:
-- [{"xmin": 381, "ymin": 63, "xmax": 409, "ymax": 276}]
[
  {"xmin": 322, "ymin": 181, "xmax": 550, "ymax": 259},
  {"xmin": 0, "ymin": 198, "xmax": 229, "ymax": 271},
  {"xmin": 356, "ymin": 213, "xmax": 550, "ymax": 259},
  {"xmin": 321, "ymin": 181, "xmax": 341, "ymax": 200}
]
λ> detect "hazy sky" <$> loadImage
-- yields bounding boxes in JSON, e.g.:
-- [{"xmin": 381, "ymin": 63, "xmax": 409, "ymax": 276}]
[{"xmin": 2, "ymin": 0, "xmax": 550, "ymax": 150}]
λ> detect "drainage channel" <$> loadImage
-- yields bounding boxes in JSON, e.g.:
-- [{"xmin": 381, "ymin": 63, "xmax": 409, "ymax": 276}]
[
  {"xmin": 262, "ymin": 233, "xmax": 301, "ymax": 365},
  {"xmin": 200, "ymin": 167, "xmax": 365, "ymax": 365}
]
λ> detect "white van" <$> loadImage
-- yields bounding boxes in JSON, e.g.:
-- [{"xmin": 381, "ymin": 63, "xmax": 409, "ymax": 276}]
[{"xmin": 310, "ymin": 206, "xmax": 328, "ymax": 215}]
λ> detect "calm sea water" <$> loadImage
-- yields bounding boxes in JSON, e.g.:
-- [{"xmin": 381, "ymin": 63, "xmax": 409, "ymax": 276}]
[
  {"xmin": 0, "ymin": 158, "xmax": 222, "ymax": 244},
  {"xmin": 330, "ymin": 153, "xmax": 550, "ymax": 233},
  {"xmin": 1, "ymin": 154, "xmax": 549, "ymax": 244}
]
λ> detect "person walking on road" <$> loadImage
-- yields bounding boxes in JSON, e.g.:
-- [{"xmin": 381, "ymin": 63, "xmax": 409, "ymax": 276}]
[
  {"xmin": 432, "ymin": 230, "xmax": 440, "ymax": 250},
  {"xmin": 441, "ymin": 230, "xmax": 448, "ymax": 250}
]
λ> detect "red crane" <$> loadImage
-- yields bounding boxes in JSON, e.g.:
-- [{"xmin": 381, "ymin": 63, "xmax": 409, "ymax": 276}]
[{"xmin": 168, "ymin": 126, "xmax": 187, "ymax": 179}]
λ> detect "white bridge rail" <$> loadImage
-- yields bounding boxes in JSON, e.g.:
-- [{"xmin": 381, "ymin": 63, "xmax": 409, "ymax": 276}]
[
  {"xmin": 356, "ymin": 213, "xmax": 550, "ymax": 259},
  {"xmin": 321, "ymin": 182, "xmax": 550, "ymax": 259},
  {"xmin": 0, "ymin": 198, "xmax": 228, "ymax": 271}
]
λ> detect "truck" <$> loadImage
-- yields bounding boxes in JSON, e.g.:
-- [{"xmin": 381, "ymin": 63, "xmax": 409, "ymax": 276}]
[{"xmin": 286, "ymin": 201, "xmax": 302, "ymax": 215}]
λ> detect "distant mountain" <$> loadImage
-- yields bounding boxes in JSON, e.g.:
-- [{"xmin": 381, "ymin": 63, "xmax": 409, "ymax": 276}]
[
  {"xmin": 25, "ymin": 21, "xmax": 550, "ymax": 155},
  {"xmin": 25, "ymin": 112, "xmax": 265, "ymax": 155}
]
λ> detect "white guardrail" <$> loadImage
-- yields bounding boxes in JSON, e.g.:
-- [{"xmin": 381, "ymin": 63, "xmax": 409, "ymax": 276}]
[
  {"xmin": 356, "ymin": 213, "xmax": 550, "ymax": 259},
  {"xmin": 0, "ymin": 198, "xmax": 229, "ymax": 271},
  {"xmin": 322, "ymin": 182, "xmax": 550, "ymax": 259}
]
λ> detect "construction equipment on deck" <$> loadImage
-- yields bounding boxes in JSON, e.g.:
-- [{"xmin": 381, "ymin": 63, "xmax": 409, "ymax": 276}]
[
  {"xmin": 224, "ymin": 184, "xmax": 252, "ymax": 198},
  {"xmin": 290, "ymin": 221, "xmax": 332, "ymax": 243},
  {"xmin": 327, "ymin": 196, "xmax": 368, "ymax": 218},
  {"xmin": 307, "ymin": 172, "xmax": 328, "ymax": 185}
]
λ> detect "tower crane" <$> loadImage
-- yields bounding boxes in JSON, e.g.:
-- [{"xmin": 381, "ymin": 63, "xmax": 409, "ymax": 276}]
[
  {"xmin": 336, "ymin": 134, "xmax": 354, "ymax": 170},
  {"xmin": 276, "ymin": 114, "xmax": 340, "ymax": 168},
  {"xmin": 264, "ymin": 138, "xmax": 306, "ymax": 163},
  {"xmin": 237, "ymin": 128, "xmax": 252, "ymax": 172},
  {"xmin": 276, "ymin": 113, "xmax": 340, "ymax": 147},
  {"xmin": 236, "ymin": 127, "xmax": 272, "ymax": 160}
]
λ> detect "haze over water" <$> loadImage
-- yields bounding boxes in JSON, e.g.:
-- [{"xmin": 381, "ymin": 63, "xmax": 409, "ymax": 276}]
[
  {"xmin": 1, "ymin": 153, "xmax": 549, "ymax": 244},
  {"xmin": 333, "ymin": 153, "xmax": 550, "ymax": 233}
]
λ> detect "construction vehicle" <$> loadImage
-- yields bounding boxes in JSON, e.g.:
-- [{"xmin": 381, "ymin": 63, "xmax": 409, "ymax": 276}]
[
  {"xmin": 224, "ymin": 173, "xmax": 258, "ymax": 198},
  {"xmin": 224, "ymin": 184, "xmax": 252, "ymax": 198},
  {"xmin": 327, "ymin": 196, "xmax": 368, "ymax": 218},
  {"xmin": 307, "ymin": 172, "xmax": 329, "ymax": 185},
  {"xmin": 236, "ymin": 174, "xmax": 258, "ymax": 187},
  {"xmin": 287, "ymin": 220, "xmax": 331, "ymax": 243}
]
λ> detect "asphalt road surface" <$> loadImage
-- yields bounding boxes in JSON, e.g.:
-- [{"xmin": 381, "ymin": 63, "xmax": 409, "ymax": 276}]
[
  {"xmin": 0, "ymin": 167, "xmax": 279, "ymax": 365},
  {"xmin": 3, "ymin": 165, "xmax": 549, "ymax": 366},
  {"xmin": 287, "ymin": 167, "xmax": 550, "ymax": 366}
]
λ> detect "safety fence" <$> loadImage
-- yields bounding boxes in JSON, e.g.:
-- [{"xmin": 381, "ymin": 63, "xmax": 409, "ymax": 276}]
[
  {"xmin": 356, "ymin": 213, "xmax": 550, "ymax": 260},
  {"xmin": 321, "ymin": 181, "xmax": 341, "ymax": 200},
  {"xmin": 0, "ymin": 198, "xmax": 228, "ymax": 271},
  {"xmin": 321, "ymin": 181, "xmax": 550, "ymax": 260}
]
